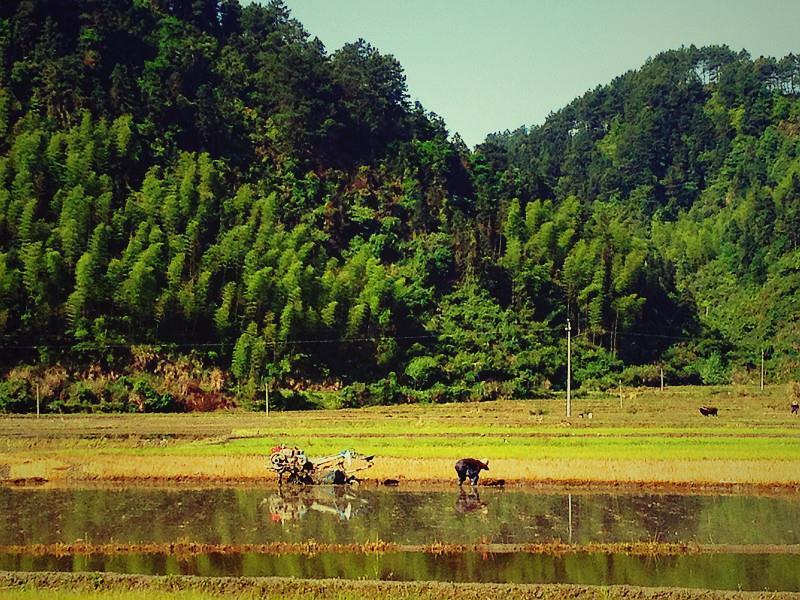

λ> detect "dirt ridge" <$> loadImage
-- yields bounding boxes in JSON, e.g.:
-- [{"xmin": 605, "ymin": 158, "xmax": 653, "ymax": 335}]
[{"xmin": 3, "ymin": 541, "xmax": 800, "ymax": 558}]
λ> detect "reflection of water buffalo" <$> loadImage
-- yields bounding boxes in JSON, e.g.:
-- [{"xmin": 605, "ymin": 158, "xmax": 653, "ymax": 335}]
[
  {"xmin": 699, "ymin": 406, "xmax": 718, "ymax": 416},
  {"xmin": 455, "ymin": 458, "xmax": 489, "ymax": 486},
  {"xmin": 455, "ymin": 489, "xmax": 487, "ymax": 514}
]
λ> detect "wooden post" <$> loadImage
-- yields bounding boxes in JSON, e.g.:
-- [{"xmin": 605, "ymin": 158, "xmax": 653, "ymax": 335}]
[
  {"xmin": 618, "ymin": 380, "xmax": 623, "ymax": 410},
  {"xmin": 36, "ymin": 385, "xmax": 40, "ymax": 418},
  {"xmin": 760, "ymin": 349, "xmax": 765, "ymax": 391},
  {"xmin": 660, "ymin": 367, "xmax": 664, "ymax": 392},
  {"xmin": 265, "ymin": 380, "xmax": 269, "ymax": 417}
]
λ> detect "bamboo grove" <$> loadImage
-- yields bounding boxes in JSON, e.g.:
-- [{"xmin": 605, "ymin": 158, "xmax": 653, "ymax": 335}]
[{"xmin": 0, "ymin": 0, "xmax": 799, "ymax": 411}]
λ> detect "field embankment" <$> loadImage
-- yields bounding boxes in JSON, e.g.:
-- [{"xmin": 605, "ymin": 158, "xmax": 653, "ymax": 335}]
[{"xmin": 1, "ymin": 572, "xmax": 799, "ymax": 600}]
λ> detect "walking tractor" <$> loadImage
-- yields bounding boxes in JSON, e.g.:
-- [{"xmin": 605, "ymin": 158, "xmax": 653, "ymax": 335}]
[{"xmin": 269, "ymin": 445, "xmax": 375, "ymax": 484}]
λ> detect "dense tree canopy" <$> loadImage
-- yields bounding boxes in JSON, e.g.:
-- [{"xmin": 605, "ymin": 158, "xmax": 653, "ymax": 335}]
[{"xmin": 0, "ymin": 2, "xmax": 798, "ymax": 411}]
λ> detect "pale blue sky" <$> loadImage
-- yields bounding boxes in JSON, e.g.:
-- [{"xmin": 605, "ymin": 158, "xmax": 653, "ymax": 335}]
[{"xmin": 281, "ymin": 1, "xmax": 800, "ymax": 147}]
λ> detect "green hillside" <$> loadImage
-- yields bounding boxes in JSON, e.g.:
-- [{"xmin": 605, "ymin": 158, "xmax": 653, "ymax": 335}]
[
  {"xmin": 0, "ymin": 1, "xmax": 798, "ymax": 411},
  {"xmin": 486, "ymin": 46, "xmax": 800, "ymax": 384}
]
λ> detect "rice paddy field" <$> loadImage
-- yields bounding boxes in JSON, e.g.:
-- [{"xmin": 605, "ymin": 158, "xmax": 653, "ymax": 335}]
[
  {"xmin": 1, "ymin": 384, "xmax": 799, "ymax": 487},
  {"xmin": 1, "ymin": 384, "xmax": 800, "ymax": 599}
]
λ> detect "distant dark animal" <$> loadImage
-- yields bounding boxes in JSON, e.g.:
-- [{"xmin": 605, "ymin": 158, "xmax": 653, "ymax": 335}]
[
  {"xmin": 791, "ymin": 401, "xmax": 799, "ymax": 415},
  {"xmin": 481, "ymin": 478, "xmax": 506, "ymax": 488},
  {"xmin": 455, "ymin": 458, "xmax": 489, "ymax": 486},
  {"xmin": 699, "ymin": 406, "xmax": 718, "ymax": 417}
]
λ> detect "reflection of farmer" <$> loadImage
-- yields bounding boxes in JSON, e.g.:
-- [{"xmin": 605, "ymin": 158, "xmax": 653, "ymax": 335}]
[{"xmin": 455, "ymin": 488, "xmax": 488, "ymax": 514}]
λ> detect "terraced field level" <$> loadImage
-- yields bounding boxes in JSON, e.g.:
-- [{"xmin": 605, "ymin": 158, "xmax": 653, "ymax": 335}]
[{"xmin": 2, "ymin": 386, "xmax": 800, "ymax": 597}]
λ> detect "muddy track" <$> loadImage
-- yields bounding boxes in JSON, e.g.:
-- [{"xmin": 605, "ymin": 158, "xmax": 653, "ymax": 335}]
[
  {"xmin": 4, "ymin": 475, "xmax": 799, "ymax": 496},
  {"xmin": 1, "ymin": 571, "xmax": 798, "ymax": 599}
]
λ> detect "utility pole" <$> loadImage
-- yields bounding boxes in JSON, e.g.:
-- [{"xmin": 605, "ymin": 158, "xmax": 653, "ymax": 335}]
[
  {"xmin": 760, "ymin": 349, "xmax": 765, "ymax": 391},
  {"xmin": 566, "ymin": 319, "xmax": 572, "ymax": 418}
]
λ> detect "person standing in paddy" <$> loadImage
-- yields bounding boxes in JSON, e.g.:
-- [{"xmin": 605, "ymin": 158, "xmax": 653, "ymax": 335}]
[{"xmin": 454, "ymin": 458, "xmax": 489, "ymax": 486}]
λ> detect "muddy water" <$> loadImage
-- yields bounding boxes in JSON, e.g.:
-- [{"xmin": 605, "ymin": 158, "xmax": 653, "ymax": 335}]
[
  {"xmin": 1, "ymin": 486, "xmax": 799, "ymax": 590},
  {"xmin": 1, "ymin": 551, "xmax": 799, "ymax": 591},
  {"xmin": 1, "ymin": 486, "xmax": 799, "ymax": 546}
]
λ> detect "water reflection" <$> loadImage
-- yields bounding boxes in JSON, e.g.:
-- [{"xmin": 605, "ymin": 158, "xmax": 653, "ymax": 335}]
[
  {"xmin": 263, "ymin": 485, "xmax": 368, "ymax": 523},
  {"xmin": 1, "ymin": 486, "xmax": 799, "ymax": 547},
  {"xmin": 454, "ymin": 489, "xmax": 487, "ymax": 515},
  {"xmin": 568, "ymin": 493, "xmax": 572, "ymax": 543},
  {"xmin": 1, "ymin": 550, "xmax": 798, "ymax": 591}
]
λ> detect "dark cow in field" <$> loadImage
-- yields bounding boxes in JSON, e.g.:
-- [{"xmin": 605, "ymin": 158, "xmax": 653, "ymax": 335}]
[
  {"xmin": 792, "ymin": 401, "xmax": 799, "ymax": 415},
  {"xmin": 455, "ymin": 458, "xmax": 489, "ymax": 486},
  {"xmin": 699, "ymin": 406, "xmax": 718, "ymax": 417}
]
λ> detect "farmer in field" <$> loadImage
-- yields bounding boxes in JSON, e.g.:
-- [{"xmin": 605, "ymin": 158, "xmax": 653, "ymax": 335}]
[{"xmin": 454, "ymin": 458, "xmax": 489, "ymax": 486}]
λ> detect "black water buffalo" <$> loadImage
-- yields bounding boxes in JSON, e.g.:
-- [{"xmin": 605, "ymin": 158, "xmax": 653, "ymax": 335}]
[{"xmin": 699, "ymin": 406, "xmax": 718, "ymax": 416}]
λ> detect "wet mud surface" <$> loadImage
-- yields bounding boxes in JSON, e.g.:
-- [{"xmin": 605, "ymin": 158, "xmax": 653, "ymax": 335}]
[
  {"xmin": 1, "ymin": 485, "xmax": 799, "ymax": 591},
  {"xmin": 2, "ymin": 485, "xmax": 800, "ymax": 547}
]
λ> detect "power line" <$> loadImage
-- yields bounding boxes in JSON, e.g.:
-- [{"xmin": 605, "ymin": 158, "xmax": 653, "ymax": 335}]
[
  {"xmin": 612, "ymin": 330, "xmax": 694, "ymax": 341},
  {"xmin": 0, "ymin": 333, "xmax": 446, "ymax": 351},
  {"xmin": 0, "ymin": 325, "xmax": 700, "ymax": 351}
]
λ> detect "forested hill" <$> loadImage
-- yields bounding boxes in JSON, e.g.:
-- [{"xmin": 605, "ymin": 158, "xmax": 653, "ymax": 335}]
[
  {"xmin": 0, "ymin": 1, "xmax": 798, "ymax": 413},
  {"xmin": 483, "ymin": 46, "xmax": 800, "ymax": 386}
]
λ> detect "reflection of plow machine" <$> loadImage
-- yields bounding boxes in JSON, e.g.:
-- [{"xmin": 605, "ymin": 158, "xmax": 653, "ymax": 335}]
[
  {"xmin": 264, "ymin": 486, "xmax": 369, "ymax": 523},
  {"xmin": 269, "ymin": 445, "xmax": 374, "ymax": 485}
]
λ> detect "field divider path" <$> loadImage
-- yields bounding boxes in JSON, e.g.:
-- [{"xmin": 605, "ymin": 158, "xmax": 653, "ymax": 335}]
[{"xmin": 3, "ymin": 571, "xmax": 800, "ymax": 600}]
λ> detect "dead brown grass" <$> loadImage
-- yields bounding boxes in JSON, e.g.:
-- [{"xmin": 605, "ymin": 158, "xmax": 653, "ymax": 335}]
[{"xmin": 3, "ymin": 454, "xmax": 798, "ymax": 490}]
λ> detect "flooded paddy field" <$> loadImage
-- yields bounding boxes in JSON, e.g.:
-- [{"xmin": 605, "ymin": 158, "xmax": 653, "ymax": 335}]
[
  {"xmin": 2, "ymin": 551, "xmax": 800, "ymax": 591},
  {"xmin": 2, "ymin": 485, "xmax": 800, "ymax": 547},
  {"xmin": 1, "ymin": 484, "xmax": 799, "ymax": 592}
]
